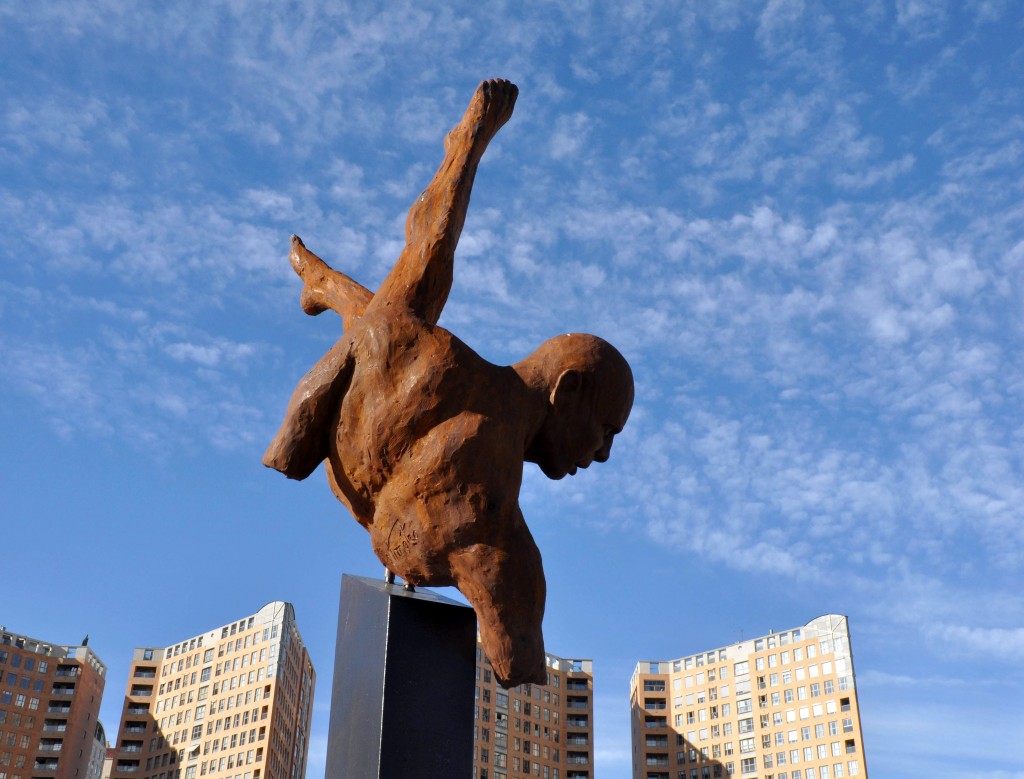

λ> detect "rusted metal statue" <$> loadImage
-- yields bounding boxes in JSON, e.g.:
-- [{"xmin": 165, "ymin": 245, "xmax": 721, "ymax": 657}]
[{"xmin": 264, "ymin": 79, "xmax": 633, "ymax": 686}]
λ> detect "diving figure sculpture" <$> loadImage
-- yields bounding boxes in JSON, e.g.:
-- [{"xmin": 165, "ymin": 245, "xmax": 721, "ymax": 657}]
[{"xmin": 264, "ymin": 79, "xmax": 633, "ymax": 687}]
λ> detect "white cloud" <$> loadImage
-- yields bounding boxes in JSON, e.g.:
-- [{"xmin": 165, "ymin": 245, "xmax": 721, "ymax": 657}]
[
  {"xmin": 926, "ymin": 623, "xmax": 1024, "ymax": 662},
  {"xmin": 243, "ymin": 189, "xmax": 298, "ymax": 221},
  {"xmin": 857, "ymin": 668, "xmax": 967, "ymax": 687},
  {"xmin": 550, "ymin": 112, "xmax": 593, "ymax": 161},
  {"xmin": 895, "ymin": 0, "xmax": 950, "ymax": 38},
  {"xmin": 835, "ymin": 153, "xmax": 916, "ymax": 190},
  {"xmin": 165, "ymin": 339, "xmax": 257, "ymax": 369}
]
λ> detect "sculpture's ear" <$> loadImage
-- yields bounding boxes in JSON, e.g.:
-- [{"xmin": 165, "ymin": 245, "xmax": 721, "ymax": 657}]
[
  {"xmin": 549, "ymin": 368, "xmax": 582, "ymax": 407},
  {"xmin": 263, "ymin": 339, "xmax": 354, "ymax": 480}
]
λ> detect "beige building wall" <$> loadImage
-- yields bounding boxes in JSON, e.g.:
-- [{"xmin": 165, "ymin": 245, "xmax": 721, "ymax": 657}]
[
  {"xmin": 0, "ymin": 629, "xmax": 107, "ymax": 779},
  {"xmin": 108, "ymin": 603, "xmax": 314, "ymax": 779},
  {"xmin": 473, "ymin": 646, "xmax": 594, "ymax": 779},
  {"xmin": 630, "ymin": 615, "xmax": 868, "ymax": 779}
]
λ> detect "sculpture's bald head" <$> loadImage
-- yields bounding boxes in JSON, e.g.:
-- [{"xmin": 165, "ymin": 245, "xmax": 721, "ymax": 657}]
[{"xmin": 519, "ymin": 334, "xmax": 634, "ymax": 480}]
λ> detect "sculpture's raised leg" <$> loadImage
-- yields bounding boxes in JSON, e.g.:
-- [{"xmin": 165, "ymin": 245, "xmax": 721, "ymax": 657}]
[{"xmin": 372, "ymin": 78, "xmax": 519, "ymax": 325}]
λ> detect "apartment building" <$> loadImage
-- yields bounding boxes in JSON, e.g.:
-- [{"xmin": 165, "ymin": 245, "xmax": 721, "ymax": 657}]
[
  {"xmin": 107, "ymin": 603, "xmax": 314, "ymax": 779},
  {"xmin": 473, "ymin": 646, "xmax": 594, "ymax": 779},
  {"xmin": 630, "ymin": 615, "xmax": 867, "ymax": 779},
  {"xmin": 0, "ymin": 628, "xmax": 107, "ymax": 779}
]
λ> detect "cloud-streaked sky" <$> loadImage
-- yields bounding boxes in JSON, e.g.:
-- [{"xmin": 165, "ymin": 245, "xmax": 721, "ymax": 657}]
[{"xmin": 3, "ymin": 2, "xmax": 1023, "ymax": 777}]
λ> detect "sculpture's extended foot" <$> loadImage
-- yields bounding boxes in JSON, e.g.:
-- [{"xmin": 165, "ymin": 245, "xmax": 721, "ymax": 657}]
[
  {"xmin": 444, "ymin": 78, "xmax": 518, "ymax": 156},
  {"xmin": 289, "ymin": 235, "xmax": 334, "ymax": 316},
  {"xmin": 287, "ymin": 235, "xmax": 374, "ymax": 328}
]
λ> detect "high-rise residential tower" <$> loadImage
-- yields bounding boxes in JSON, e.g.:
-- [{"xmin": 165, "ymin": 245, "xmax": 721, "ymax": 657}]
[
  {"xmin": 630, "ymin": 615, "xmax": 868, "ymax": 779},
  {"xmin": 107, "ymin": 603, "xmax": 314, "ymax": 779},
  {"xmin": 0, "ymin": 628, "xmax": 107, "ymax": 779},
  {"xmin": 473, "ymin": 645, "xmax": 594, "ymax": 779}
]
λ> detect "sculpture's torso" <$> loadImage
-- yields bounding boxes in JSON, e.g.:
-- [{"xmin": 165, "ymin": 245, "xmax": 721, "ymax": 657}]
[{"xmin": 325, "ymin": 312, "xmax": 528, "ymax": 584}]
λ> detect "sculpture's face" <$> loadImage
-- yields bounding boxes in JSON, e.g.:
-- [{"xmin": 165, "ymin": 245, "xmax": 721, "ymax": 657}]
[{"xmin": 536, "ymin": 361, "xmax": 634, "ymax": 480}]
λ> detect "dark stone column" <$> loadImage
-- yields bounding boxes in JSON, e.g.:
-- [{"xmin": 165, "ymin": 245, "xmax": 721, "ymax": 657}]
[{"xmin": 325, "ymin": 574, "xmax": 477, "ymax": 778}]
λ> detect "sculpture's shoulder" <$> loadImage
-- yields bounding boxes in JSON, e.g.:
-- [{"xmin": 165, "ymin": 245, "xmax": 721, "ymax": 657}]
[{"xmin": 346, "ymin": 312, "xmax": 511, "ymax": 414}]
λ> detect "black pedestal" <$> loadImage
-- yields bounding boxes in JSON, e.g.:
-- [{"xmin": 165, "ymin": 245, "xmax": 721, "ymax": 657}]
[{"xmin": 324, "ymin": 574, "xmax": 477, "ymax": 778}]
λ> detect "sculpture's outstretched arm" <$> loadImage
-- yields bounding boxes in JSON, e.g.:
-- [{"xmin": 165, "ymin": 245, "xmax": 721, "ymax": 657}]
[
  {"xmin": 289, "ymin": 235, "xmax": 373, "ymax": 331},
  {"xmin": 448, "ymin": 512, "xmax": 546, "ymax": 687},
  {"xmin": 371, "ymin": 78, "xmax": 518, "ymax": 325},
  {"xmin": 262, "ymin": 337, "xmax": 354, "ymax": 480}
]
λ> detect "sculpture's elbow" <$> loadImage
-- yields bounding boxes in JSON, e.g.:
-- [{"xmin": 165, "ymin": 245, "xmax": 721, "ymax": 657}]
[{"xmin": 262, "ymin": 439, "xmax": 321, "ymax": 481}]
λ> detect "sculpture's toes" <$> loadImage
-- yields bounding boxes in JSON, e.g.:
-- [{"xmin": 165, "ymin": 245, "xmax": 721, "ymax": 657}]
[
  {"xmin": 289, "ymin": 234, "xmax": 312, "ymax": 277},
  {"xmin": 474, "ymin": 78, "xmax": 518, "ymax": 137},
  {"xmin": 288, "ymin": 235, "xmax": 330, "ymax": 315}
]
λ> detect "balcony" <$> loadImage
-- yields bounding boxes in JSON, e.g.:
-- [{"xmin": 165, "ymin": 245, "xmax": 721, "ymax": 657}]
[
  {"xmin": 47, "ymin": 704, "xmax": 71, "ymax": 714},
  {"xmin": 39, "ymin": 742, "xmax": 63, "ymax": 752},
  {"xmin": 566, "ymin": 735, "xmax": 589, "ymax": 746},
  {"xmin": 34, "ymin": 760, "xmax": 59, "ymax": 772},
  {"xmin": 43, "ymin": 722, "xmax": 67, "ymax": 732},
  {"xmin": 126, "ymin": 705, "xmax": 150, "ymax": 715},
  {"xmin": 566, "ymin": 680, "xmax": 589, "ymax": 691},
  {"xmin": 642, "ymin": 681, "xmax": 666, "ymax": 692},
  {"xmin": 55, "ymin": 666, "xmax": 79, "ymax": 677},
  {"xmin": 567, "ymin": 697, "xmax": 589, "ymax": 709},
  {"xmin": 133, "ymin": 667, "xmax": 157, "ymax": 678},
  {"xmin": 567, "ymin": 717, "xmax": 589, "ymax": 728},
  {"xmin": 567, "ymin": 753, "xmax": 589, "ymax": 765},
  {"xmin": 51, "ymin": 684, "xmax": 76, "ymax": 696},
  {"xmin": 129, "ymin": 686, "xmax": 153, "ymax": 697}
]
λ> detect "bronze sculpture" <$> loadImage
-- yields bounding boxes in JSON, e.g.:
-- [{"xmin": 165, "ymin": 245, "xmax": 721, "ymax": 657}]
[{"xmin": 264, "ymin": 79, "xmax": 633, "ymax": 686}]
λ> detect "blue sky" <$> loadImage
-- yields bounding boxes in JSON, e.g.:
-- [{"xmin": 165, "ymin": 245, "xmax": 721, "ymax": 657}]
[{"xmin": 2, "ymin": 1, "xmax": 1023, "ymax": 777}]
